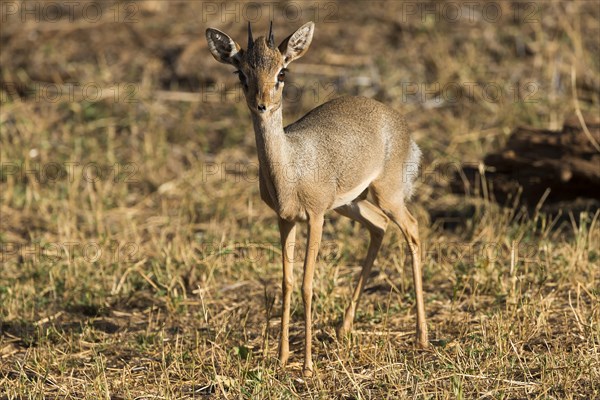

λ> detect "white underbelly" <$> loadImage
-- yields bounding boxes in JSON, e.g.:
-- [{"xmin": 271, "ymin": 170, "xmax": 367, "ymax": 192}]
[{"xmin": 331, "ymin": 172, "xmax": 379, "ymax": 209}]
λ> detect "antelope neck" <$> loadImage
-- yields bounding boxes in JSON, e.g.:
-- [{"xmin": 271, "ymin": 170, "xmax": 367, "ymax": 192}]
[{"xmin": 251, "ymin": 106, "xmax": 291, "ymax": 176}]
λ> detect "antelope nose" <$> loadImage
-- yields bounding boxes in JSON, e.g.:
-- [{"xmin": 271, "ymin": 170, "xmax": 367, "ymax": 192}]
[{"xmin": 257, "ymin": 104, "xmax": 267, "ymax": 112}]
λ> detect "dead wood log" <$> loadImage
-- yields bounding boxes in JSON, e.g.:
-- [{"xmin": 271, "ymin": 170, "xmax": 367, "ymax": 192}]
[{"xmin": 452, "ymin": 117, "xmax": 600, "ymax": 207}]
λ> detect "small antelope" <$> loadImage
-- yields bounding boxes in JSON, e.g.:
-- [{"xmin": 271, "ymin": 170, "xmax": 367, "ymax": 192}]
[{"xmin": 206, "ymin": 21, "xmax": 428, "ymax": 376}]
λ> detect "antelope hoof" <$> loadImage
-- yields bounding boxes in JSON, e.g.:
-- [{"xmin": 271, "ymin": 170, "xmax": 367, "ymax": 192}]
[
  {"xmin": 336, "ymin": 323, "xmax": 352, "ymax": 340},
  {"xmin": 279, "ymin": 348, "xmax": 289, "ymax": 366},
  {"xmin": 302, "ymin": 368, "xmax": 313, "ymax": 378},
  {"xmin": 417, "ymin": 337, "xmax": 429, "ymax": 349}
]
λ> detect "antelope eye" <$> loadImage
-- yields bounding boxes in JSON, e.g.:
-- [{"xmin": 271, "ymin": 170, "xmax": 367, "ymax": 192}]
[{"xmin": 277, "ymin": 69, "xmax": 287, "ymax": 83}]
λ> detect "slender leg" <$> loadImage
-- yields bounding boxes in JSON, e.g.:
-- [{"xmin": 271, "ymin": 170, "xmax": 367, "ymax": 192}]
[
  {"xmin": 278, "ymin": 218, "xmax": 296, "ymax": 366},
  {"xmin": 390, "ymin": 206, "xmax": 428, "ymax": 348},
  {"xmin": 302, "ymin": 213, "xmax": 324, "ymax": 377},
  {"xmin": 334, "ymin": 200, "xmax": 389, "ymax": 337}
]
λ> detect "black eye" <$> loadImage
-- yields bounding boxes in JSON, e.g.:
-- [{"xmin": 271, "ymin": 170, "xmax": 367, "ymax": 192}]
[
  {"xmin": 277, "ymin": 68, "xmax": 288, "ymax": 83},
  {"xmin": 234, "ymin": 70, "xmax": 247, "ymax": 85}
]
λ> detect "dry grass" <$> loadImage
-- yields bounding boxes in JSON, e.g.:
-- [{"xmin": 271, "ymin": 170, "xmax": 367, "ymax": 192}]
[{"xmin": 1, "ymin": 1, "xmax": 599, "ymax": 398}]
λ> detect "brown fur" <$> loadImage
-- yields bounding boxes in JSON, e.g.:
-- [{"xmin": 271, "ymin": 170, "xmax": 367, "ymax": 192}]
[{"xmin": 206, "ymin": 22, "xmax": 428, "ymax": 377}]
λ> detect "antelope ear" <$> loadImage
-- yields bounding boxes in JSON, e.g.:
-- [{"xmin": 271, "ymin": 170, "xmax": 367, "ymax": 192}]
[
  {"xmin": 206, "ymin": 28, "xmax": 242, "ymax": 65},
  {"xmin": 278, "ymin": 22, "xmax": 314, "ymax": 66}
]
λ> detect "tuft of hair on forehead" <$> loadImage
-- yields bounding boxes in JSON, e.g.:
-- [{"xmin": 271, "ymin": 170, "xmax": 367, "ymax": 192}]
[{"xmin": 244, "ymin": 36, "xmax": 282, "ymax": 70}]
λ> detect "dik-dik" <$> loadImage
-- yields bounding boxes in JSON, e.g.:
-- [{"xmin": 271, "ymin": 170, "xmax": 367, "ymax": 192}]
[{"xmin": 206, "ymin": 21, "xmax": 428, "ymax": 377}]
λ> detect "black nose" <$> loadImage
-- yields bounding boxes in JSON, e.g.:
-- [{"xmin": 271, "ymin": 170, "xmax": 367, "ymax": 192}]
[{"xmin": 257, "ymin": 104, "xmax": 267, "ymax": 112}]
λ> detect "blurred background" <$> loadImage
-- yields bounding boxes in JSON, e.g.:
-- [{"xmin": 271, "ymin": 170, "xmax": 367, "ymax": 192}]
[{"xmin": 1, "ymin": 1, "xmax": 599, "ymax": 398}]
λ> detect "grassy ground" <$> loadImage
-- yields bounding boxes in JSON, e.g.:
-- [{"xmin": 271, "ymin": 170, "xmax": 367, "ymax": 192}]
[{"xmin": 1, "ymin": 1, "xmax": 599, "ymax": 398}]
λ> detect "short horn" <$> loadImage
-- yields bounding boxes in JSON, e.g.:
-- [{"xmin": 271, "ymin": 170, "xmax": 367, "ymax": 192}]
[
  {"xmin": 267, "ymin": 21, "xmax": 274, "ymax": 48},
  {"xmin": 247, "ymin": 21, "xmax": 254, "ymax": 49}
]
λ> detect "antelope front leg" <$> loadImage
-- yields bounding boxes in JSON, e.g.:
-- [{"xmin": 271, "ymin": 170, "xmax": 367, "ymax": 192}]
[
  {"xmin": 278, "ymin": 218, "xmax": 296, "ymax": 366},
  {"xmin": 302, "ymin": 213, "xmax": 324, "ymax": 377}
]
